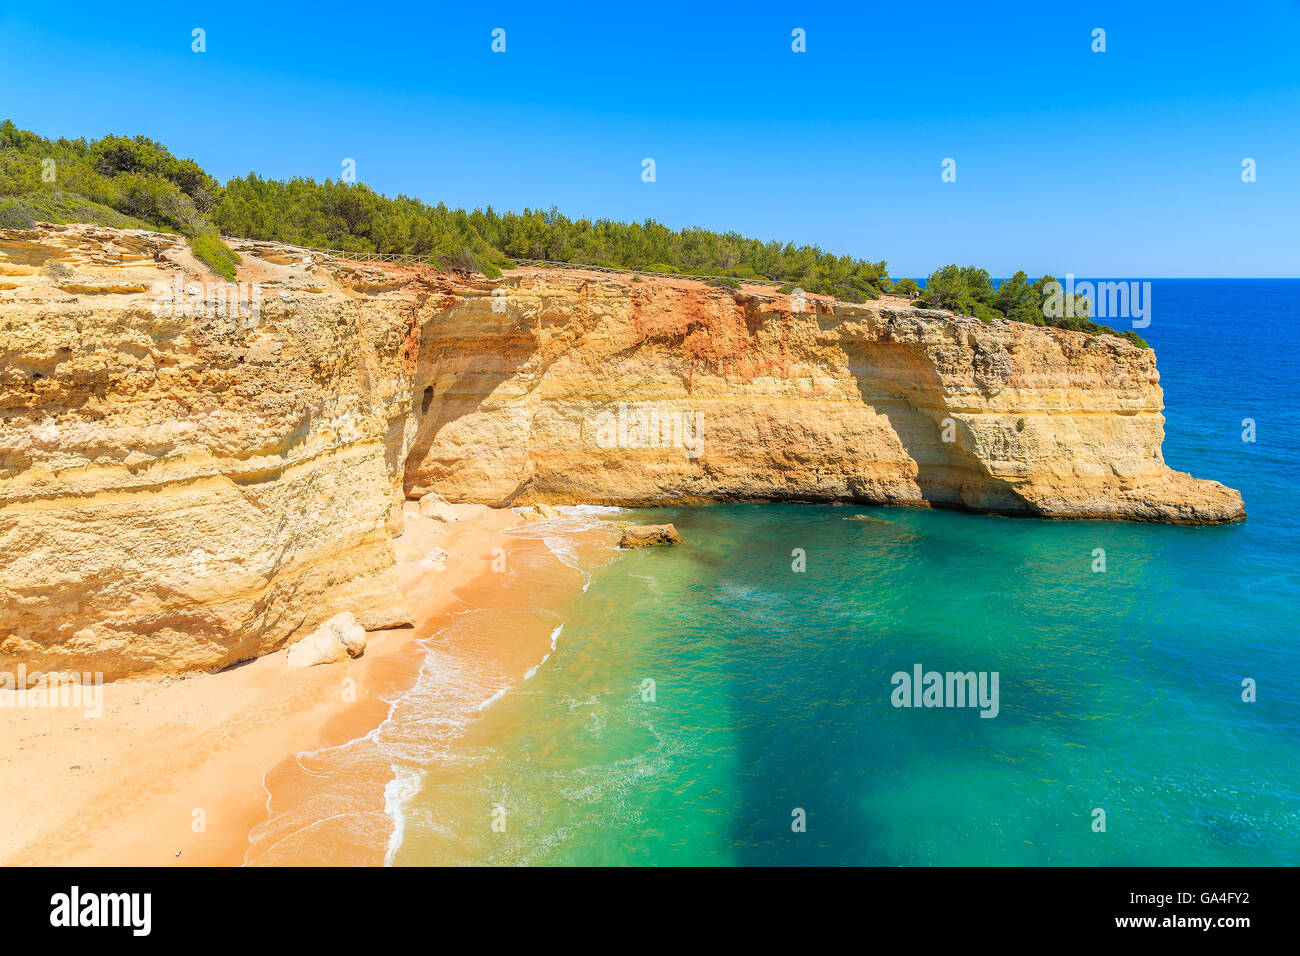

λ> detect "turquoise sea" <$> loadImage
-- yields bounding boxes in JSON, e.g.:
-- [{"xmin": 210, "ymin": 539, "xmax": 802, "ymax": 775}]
[{"xmin": 394, "ymin": 279, "xmax": 1299, "ymax": 866}]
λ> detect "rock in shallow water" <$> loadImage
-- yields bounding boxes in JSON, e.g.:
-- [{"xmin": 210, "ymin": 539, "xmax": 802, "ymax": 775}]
[{"xmin": 618, "ymin": 523, "xmax": 683, "ymax": 548}]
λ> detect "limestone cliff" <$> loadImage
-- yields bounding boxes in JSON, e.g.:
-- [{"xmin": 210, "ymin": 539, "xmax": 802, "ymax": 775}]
[{"xmin": 0, "ymin": 225, "xmax": 1243, "ymax": 678}]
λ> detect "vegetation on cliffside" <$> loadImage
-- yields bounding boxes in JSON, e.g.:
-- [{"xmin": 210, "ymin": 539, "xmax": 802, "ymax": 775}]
[
  {"xmin": 912, "ymin": 265, "xmax": 1149, "ymax": 347},
  {"xmin": 0, "ymin": 119, "xmax": 1142, "ymax": 344},
  {"xmin": 212, "ymin": 174, "xmax": 893, "ymax": 299},
  {"xmin": 0, "ymin": 119, "xmax": 238, "ymax": 279}
]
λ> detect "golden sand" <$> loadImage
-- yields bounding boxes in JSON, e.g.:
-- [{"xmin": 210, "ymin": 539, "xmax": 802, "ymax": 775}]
[{"xmin": 0, "ymin": 502, "xmax": 588, "ymax": 866}]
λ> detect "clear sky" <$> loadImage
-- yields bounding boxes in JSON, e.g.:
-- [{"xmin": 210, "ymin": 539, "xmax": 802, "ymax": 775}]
[{"xmin": 2, "ymin": 0, "xmax": 1297, "ymax": 276}]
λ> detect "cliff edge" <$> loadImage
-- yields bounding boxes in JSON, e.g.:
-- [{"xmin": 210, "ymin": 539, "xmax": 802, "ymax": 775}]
[{"xmin": 0, "ymin": 225, "xmax": 1244, "ymax": 678}]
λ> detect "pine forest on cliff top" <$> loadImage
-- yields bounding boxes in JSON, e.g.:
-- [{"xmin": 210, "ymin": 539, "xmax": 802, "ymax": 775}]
[{"xmin": 0, "ymin": 119, "xmax": 1143, "ymax": 346}]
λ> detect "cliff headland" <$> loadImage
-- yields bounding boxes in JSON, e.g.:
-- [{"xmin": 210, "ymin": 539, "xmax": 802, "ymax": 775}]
[{"xmin": 0, "ymin": 224, "xmax": 1244, "ymax": 679}]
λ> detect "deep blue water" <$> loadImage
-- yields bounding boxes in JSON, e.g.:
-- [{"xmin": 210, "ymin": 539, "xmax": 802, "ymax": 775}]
[{"xmin": 397, "ymin": 280, "xmax": 1300, "ymax": 866}]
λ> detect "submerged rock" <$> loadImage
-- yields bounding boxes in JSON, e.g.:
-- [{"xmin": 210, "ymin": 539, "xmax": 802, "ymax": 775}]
[{"xmin": 618, "ymin": 523, "xmax": 683, "ymax": 548}]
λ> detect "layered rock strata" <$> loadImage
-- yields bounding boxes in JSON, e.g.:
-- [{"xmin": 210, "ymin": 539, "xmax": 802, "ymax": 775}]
[{"xmin": 0, "ymin": 225, "xmax": 1243, "ymax": 678}]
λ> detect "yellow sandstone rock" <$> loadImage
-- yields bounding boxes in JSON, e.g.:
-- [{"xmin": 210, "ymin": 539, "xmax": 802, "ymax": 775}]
[
  {"xmin": 417, "ymin": 491, "xmax": 459, "ymax": 522},
  {"xmin": 285, "ymin": 611, "xmax": 366, "ymax": 668},
  {"xmin": 0, "ymin": 224, "xmax": 1244, "ymax": 679},
  {"xmin": 618, "ymin": 524, "xmax": 683, "ymax": 548}
]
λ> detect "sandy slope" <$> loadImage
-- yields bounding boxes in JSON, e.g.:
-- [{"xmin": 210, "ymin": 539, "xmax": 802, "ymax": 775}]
[{"xmin": 0, "ymin": 502, "xmax": 525, "ymax": 866}]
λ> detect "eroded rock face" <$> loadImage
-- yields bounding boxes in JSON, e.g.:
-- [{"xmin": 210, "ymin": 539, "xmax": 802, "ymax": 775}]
[
  {"xmin": 1, "ymin": 225, "xmax": 427, "ymax": 679},
  {"xmin": 0, "ymin": 224, "xmax": 1243, "ymax": 679},
  {"xmin": 402, "ymin": 270, "xmax": 1243, "ymax": 526}
]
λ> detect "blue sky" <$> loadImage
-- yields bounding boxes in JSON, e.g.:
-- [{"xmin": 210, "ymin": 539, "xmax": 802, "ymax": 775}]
[{"xmin": 2, "ymin": 0, "xmax": 1298, "ymax": 276}]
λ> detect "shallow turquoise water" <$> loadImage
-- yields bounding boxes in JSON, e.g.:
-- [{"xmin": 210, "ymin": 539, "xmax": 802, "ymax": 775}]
[{"xmin": 396, "ymin": 280, "xmax": 1299, "ymax": 866}]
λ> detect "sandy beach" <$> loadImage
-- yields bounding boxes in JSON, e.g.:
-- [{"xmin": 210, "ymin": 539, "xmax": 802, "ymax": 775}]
[{"xmin": 0, "ymin": 502, "xmax": 590, "ymax": 867}]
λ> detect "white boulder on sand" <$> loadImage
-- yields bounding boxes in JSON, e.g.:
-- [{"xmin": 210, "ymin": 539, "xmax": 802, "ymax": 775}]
[
  {"xmin": 286, "ymin": 612, "xmax": 368, "ymax": 667},
  {"xmin": 418, "ymin": 492, "xmax": 460, "ymax": 522}
]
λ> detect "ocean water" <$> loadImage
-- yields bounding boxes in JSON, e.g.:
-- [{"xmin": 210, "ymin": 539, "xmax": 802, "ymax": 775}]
[{"xmin": 393, "ymin": 279, "xmax": 1300, "ymax": 866}]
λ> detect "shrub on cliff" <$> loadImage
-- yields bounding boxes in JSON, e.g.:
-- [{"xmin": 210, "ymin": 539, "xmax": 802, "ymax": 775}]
[
  {"xmin": 0, "ymin": 188, "xmax": 149, "ymax": 231},
  {"xmin": 190, "ymin": 232, "xmax": 241, "ymax": 282},
  {"xmin": 914, "ymin": 265, "xmax": 1147, "ymax": 346},
  {"xmin": 0, "ymin": 202, "xmax": 33, "ymax": 229},
  {"xmin": 0, "ymin": 120, "xmax": 239, "ymax": 280},
  {"xmin": 0, "ymin": 121, "xmax": 218, "ymax": 236},
  {"xmin": 90, "ymin": 135, "xmax": 220, "ymax": 208}
]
